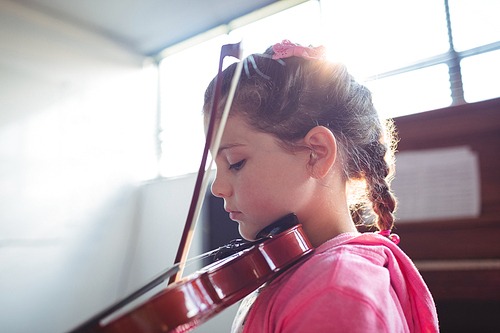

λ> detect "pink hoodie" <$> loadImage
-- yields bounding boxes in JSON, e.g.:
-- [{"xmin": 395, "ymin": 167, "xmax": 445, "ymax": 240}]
[{"xmin": 233, "ymin": 232, "xmax": 439, "ymax": 333}]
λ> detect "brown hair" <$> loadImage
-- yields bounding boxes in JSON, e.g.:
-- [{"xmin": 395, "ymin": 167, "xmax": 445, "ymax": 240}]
[{"xmin": 204, "ymin": 46, "xmax": 397, "ymax": 233}]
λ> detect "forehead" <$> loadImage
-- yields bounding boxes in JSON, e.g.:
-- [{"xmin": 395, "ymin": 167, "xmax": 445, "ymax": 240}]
[
  {"xmin": 217, "ymin": 115, "xmax": 254, "ymax": 145},
  {"xmin": 204, "ymin": 110, "xmax": 250, "ymax": 135},
  {"xmin": 204, "ymin": 113, "xmax": 251, "ymax": 154}
]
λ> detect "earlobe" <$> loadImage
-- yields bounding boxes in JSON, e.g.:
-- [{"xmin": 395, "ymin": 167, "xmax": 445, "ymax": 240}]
[{"xmin": 304, "ymin": 126, "xmax": 337, "ymax": 179}]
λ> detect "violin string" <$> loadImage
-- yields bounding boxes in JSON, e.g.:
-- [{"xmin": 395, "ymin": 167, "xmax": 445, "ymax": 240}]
[{"xmin": 176, "ymin": 247, "xmax": 220, "ymax": 269}]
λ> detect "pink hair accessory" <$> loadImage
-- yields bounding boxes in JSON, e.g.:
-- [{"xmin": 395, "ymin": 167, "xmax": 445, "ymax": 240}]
[
  {"xmin": 378, "ymin": 230, "xmax": 400, "ymax": 245},
  {"xmin": 272, "ymin": 40, "xmax": 326, "ymax": 60}
]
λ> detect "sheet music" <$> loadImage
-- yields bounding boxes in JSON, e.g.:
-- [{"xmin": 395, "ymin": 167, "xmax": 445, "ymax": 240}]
[{"xmin": 391, "ymin": 146, "xmax": 481, "ymax": 222}]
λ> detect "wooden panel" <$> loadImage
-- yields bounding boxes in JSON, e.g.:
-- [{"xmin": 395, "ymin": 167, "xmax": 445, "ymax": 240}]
[
  {"xmin": 391, "ymin": 98, "xmax": 500, "ymax": 261},
  {"xmin": 435, "ymin": 300, "xmax": 500, "ymax": 333},
  {"xmin": 420, "ymin": 269, "xmax": 500, "ymax": 301},
  {"xmin": 395, "ymin": 218, "xmax": 500, "ymax": 260}
]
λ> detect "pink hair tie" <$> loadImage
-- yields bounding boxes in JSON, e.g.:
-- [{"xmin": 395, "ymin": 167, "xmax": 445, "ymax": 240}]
[
  {"xmin": 272, "ymin": 40, "xmax": 326, "ymax": 60},
  {"xmin": 378, "ymin": 230, "xmax": 400, "ymax": 245}
]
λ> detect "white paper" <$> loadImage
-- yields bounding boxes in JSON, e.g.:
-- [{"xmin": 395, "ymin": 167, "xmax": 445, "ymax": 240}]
[{"xmin": 391, "ymin": 146, "xmax": 481, "ymax": 222}]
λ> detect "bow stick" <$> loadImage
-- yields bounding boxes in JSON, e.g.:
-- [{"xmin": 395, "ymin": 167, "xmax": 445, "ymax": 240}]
[{"xmin": 169, "ymin": 41, "xmax": 244, "ymax": 284}]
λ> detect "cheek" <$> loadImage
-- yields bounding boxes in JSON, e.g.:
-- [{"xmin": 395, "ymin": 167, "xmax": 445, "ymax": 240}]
[
  {"xmin": 232, "ymin": 175, "xmax": 266, "ymax": 214},
  {"xmin": 237, "ymin": 170, "xmax": 296, "ymax": 213},
  {"xmin": 236, "ymin": 177, "xmax": 269, "ymax": 207}
]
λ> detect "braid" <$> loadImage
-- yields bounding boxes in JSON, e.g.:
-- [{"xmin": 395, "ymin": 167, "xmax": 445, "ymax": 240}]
[
  {"xmin": 365, "ymin": 152, "xmax": 396, "ymax": 231},
  {"xmin": 349, "ymin": 201, "xmax": 365, "ymax": 226},
  {"xmin": 357, "ymin": 121, "xmax": 398, "ymax": 232}
]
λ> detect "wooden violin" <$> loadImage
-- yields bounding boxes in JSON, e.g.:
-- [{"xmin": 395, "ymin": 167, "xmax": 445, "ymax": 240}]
[
  {"xmin": 69, "ymin": 214, "xmax": 312, "ymax": 333},
  {"xmin": 68, "ymin": 42, "xmax": 314, "ymax": 333}
]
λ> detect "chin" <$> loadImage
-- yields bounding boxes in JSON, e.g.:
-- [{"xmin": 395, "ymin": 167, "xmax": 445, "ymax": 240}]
[{"xmin": 238, "ymin": 226, "xmax": 257, "ymax": 241}]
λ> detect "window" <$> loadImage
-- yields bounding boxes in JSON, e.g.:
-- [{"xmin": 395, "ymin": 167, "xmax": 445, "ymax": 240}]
[
  {"xmin": 158, "ymin": 36, "xmax": 227, "ymax": 178},
  {"xmin": 366, "ymin": 64, "xmax": 452, "ymax": 119},
  {"xmin": 320, "ymin": 0, "xmax": 449, "ymax": 78},
  {"xmin": 321, "ymin": 0, "xmax": 500, "ymax": 114},
  {"xmin": 158, "ymin": 1, "xmax": 321, "ymax": 177},
  {"xmin": 157, "ymin": 0, "xmax": 499, "ymax": 177}
]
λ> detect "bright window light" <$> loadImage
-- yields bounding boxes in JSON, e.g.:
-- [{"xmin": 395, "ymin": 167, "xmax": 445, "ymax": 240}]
[
  {"xmin": 229, "ymin": 1, "xmax": 321, "ymax": 56},
  {"xmin": 159, "ymin": 35, "xmax": 228, "ymax": 178},
  {"xmin": 449, "ymin": 0, "xmax": 500, "ymax": 51},
  {"xmin": 319, "ymin": 0, "xmax": 449, "ymax": 79},
  {"xmin": 461, "ymin": 50, "xmax": 500, "ymax": 103},
  {"xmin": 364, "ymin": 64, "xmax": 452, "ymax": 119}
]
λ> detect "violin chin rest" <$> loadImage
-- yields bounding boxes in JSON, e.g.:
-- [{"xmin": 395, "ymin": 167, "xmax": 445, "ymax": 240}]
[
  {"xmin": 255, "ymin": 213, "xmax": 299, "ymax": 239},
  {"xmin": 214, "ymin": 213, "xmax": 299, "ymax": 261}
]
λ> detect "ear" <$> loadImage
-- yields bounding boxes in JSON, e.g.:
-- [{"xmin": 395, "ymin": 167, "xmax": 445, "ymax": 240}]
[{"xmin": 303, "ymin": 126, "xmax": 337, "ymax": 179}]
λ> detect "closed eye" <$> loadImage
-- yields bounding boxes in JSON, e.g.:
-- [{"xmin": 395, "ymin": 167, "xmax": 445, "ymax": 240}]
[{"xmin": 229, "ymin": 159, "xmax": 246, "ymax": 171}]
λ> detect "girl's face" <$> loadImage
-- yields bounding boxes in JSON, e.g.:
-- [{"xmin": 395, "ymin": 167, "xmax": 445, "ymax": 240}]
[{"xmin": 210, "ymin": 114, "xmax": 313, "ymax": 240}]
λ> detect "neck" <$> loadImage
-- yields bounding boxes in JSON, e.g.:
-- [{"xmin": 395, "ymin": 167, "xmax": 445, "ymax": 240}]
[
  {"xmin": 298, "ymin": 175, "xmax": 358, "ymax": 248},
  {"xmin": 301, "ymin": 202, "xmax": 357, "ymax": 248}
]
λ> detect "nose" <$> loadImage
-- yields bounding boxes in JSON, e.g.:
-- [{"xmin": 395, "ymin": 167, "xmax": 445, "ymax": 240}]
[{"xmin": 211, "ymin": 170, "xmax": 232, "ymax": 198}]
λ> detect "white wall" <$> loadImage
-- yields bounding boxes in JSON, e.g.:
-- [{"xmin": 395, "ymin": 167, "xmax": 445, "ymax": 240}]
[{"xmin": 0, "ymin": 1, "xmax": 157, "ymax": 332}]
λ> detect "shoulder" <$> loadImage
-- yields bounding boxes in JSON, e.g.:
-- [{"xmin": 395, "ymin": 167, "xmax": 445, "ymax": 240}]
[
  {"xmin": 244, "ymin": 232, "xmax": 438, "ymax": 333},
  {"xmin": 247, "ymin": 233, "xmax": 410, "ymax": 332},
  {"xmin": 275, "ymin": 233, "xmax": 396, "ymax": 306}
]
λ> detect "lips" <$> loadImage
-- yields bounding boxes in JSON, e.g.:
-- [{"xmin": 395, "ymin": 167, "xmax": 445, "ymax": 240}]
[
  {"xmin": 225, "ymin": 207, "xmax": 242, "ymax": 221},
  {"xmin": 229, "ymin": 212, "xmax": 242, "ymax": 220}
]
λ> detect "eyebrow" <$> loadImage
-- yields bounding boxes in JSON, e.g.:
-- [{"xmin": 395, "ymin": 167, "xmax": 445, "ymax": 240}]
[{"xmin": 217, "ymin": 143, "xmax": 246, "ymax": 157}]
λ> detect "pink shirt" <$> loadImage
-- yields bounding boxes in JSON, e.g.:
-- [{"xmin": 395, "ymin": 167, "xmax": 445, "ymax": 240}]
[{"xmin": 233, "ymin": 232, "xmax": 439, "ymax": 333}]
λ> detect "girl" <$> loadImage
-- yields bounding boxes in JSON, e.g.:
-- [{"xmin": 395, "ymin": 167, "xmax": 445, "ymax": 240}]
[{"xmin": 203, "ymin": 40, "xmax": 438, "ymax": 333}]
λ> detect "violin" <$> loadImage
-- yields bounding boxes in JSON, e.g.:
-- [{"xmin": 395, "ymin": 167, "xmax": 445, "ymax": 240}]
[
  {"xmin": 69, "ymin": 214, "xmax": 312, "ymax": 333},
  {"xmin": 68, "ymin": 42, "xmax": 313, "ymax": 333}
]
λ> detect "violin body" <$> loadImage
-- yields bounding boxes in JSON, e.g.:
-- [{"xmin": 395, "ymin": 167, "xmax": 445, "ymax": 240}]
[{"xmin": 77, "ymin": 222, "xmax": 312, "ymax": 333}]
